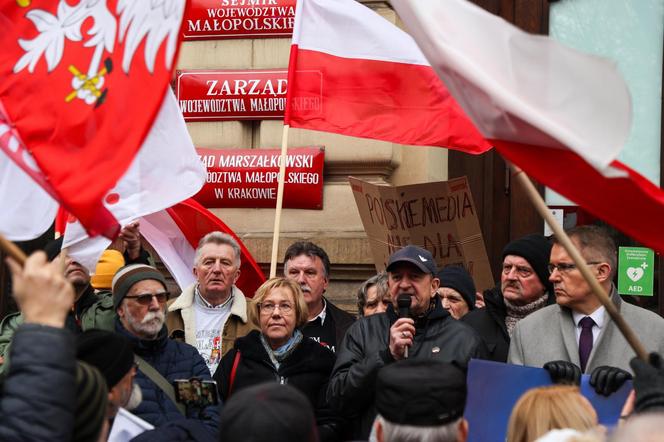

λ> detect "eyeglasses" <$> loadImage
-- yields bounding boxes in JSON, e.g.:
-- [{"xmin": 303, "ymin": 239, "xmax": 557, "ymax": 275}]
[
  {"xmin": 547, "ymin": 262, "xmax": 601, "ymax": 275},
  {"xmin": 259, "ymin": 302, "xmax": 294, "ymax": 315},
  {"xmin": 502, "ymin": 264, "xmax": 534, "ymax": 278},
  {"xmin": 124, "ymin": 292, "xmax": 169, "ymax": 305}
]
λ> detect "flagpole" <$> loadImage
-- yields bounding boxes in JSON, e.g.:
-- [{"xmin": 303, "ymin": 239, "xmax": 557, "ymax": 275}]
[
  {"xmin": 511, "ymin": 165, "xmax": 648, "ymax": 362},
  {"xmin": 269, "ymin": 124, "xmax": 290, "ymax": 278},
  {"xmin": 0, "ymin": 233, "xmax": 27, "ymax": 266}
]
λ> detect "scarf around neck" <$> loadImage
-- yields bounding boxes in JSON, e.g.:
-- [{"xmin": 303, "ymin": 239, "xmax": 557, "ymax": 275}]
[
  {"xmin": 260, "ymin": 329, "xmax": 304, "ymax": 370},
  {"xmin": 504, "ymin": 292, "xmax": 549, "ymax": 337}
]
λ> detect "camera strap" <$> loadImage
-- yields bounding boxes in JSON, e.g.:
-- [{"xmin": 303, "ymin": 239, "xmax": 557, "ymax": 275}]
[{"xmin": 134, "ymin": 354, "xmax": 186, "ymax": 416}]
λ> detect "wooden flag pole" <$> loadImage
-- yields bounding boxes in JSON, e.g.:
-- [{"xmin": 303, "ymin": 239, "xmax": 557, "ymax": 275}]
[
  {"xmin": 511, "ymin": 165, "xmax": 648, "ymax": 361},
  {"xmin": 0, "ymin": 233, "xmax": 27, "ymax": 266},
  {"xmin": 269, "ymin": 124, "xmax": 290, "ymax": 278}
]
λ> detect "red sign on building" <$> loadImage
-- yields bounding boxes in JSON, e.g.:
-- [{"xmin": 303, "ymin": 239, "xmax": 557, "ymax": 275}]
[
  {"xmin": 194, "ymin": 147, "xmax": 325, "ymax": 209},
  {"xmin": 183, "ymin": 0, "xmax": 296, "ymax": 40},
  {"xmin": 175, "ymin": 69, "xmax": 322, "ymax": 121}
]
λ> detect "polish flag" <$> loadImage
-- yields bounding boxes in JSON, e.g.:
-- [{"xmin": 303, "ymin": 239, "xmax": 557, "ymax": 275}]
[
  {"xmin": 0, "ymin": 147, "xmax": 57, "ymax": 241},
  {"xmin": 284, "ymin": 0, "xmax": 490, "ymax": 154},
  {"xmin": 142, "ymin": 199, "xmax": 265, "ymax": 297},
  {"xmin": 0, "ymin": 0, "xmax": 187, "ymax": 237},
  {"xmin": 392, "ymin": 0, "xmax": 664, "ymax": 253},
  {"xmin": 62, "ymin": 89, "xmax": 206, "ymax": 271}
]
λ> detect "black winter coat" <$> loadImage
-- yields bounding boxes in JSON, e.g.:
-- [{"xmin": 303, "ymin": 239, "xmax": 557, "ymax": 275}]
[
  {"xmin": 327, "ymin": 298, "xmax": 487, "ymax": 439},
  {"xmin": 462, "ymin": 285, "xmax": 556, "ymax": 362},
  {"xmin": 0, "ymin": 324, "xmax": 76, "ymax": 442},
  {"xmin": 214, "ymin": 330, "xmax": 341, "ymax": 442},
  {"xmin": 116, "ymin": 320, "xmax": 219, "ymax": 436}
]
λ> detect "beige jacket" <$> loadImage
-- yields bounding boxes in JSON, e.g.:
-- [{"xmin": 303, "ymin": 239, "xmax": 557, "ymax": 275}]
[{"xmin": 166, "ymin": 284, "xmax": 256, "ymax": 359}]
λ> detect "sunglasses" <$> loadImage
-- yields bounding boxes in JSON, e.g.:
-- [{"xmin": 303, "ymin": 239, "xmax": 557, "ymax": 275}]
[{"xmin": 124, "ymin": 292, "xmax": 169, "ymax": 305}]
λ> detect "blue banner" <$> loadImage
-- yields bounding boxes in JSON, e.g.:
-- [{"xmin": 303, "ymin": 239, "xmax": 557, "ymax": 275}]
[{"xmin": 465, "ymin": 359, "xmax": 631, "ymax": 442}]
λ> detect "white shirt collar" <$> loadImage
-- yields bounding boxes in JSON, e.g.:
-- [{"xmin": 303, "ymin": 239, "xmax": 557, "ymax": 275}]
[
  {"xmin": 308, "ymin": 298, "xmax": 327, "ymax": 325},
  {"xmin": 572, "ymin": 305, "xmax": 606, "ymax": 330}
]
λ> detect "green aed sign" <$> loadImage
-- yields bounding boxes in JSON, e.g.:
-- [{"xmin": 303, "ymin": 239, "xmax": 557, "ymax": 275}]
[{"xmin": 618, "ymin": 247, "xmax": 654, "ymax": 296}]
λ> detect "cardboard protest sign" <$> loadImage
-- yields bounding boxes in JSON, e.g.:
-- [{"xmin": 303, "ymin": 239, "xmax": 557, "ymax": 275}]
[{"xmin": 349, "ymin": 176, "xmax": 493, "ymax": 291}]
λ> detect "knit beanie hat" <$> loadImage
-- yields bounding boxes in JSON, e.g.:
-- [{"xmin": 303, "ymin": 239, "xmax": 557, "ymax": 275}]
[
  {"xmin": 437, "ymin": 266, "xmax": 476, "ymax": 310},
  {"xmin": 112, "ymin": 264, "xmax": 167, "ymax": 310},
  {"xmin": 91, "ymin": 250, "xmax": 126, "ymax": 290},
  {"xmin": 73, "ymin": 361, "xmax": 108, "ymax": 442},
  {"xmin": 219, "ymin": 383, "xmax": 318, "ymax": 442},
  {"xmin": 77, "ymin": 329, "xmax": 134, "ymax": 389},
  {"xmin": 502, "ymin": 234, "xmax": 553, "ymax": 293}
]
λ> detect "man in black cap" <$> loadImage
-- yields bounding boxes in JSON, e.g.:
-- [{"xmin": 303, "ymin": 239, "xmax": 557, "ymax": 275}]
[
  {"xmin": 328, "ymin": 245, "xmax": 485, "ymax": 439},
  {"xmin": 373, "ymin": 359, "xmax": 468, "ymax": 442},
  {"xmin": 77, "ymin": 329, "xmax": 141, "ymax": 420},
  {"xmin": 437, "ymin": 266, "xmax": 477, "ymax": 320},
  {"xmin": 463, "ymin": 233, "xmax": 554, "ymax": 362}
]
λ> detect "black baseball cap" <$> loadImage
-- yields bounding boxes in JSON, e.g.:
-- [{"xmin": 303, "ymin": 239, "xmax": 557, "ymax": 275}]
[{"xmin": 386, "ymin": 245, "xmax": 437, "ymax": 275}]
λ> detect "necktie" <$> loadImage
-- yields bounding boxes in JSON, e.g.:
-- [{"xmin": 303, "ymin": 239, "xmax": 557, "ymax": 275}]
[{"xmin": 578, "ymin": 316, "xmax": 595, "ymax": 372}]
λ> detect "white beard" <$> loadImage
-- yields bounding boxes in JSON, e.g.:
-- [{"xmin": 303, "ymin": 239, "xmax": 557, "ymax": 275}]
[{"xmin": 125, "ymin": 383, "xmax": 143, "ymax": 411}]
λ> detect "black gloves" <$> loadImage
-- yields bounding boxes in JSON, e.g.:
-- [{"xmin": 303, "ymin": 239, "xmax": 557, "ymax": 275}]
[
  {"xmin": 589, "ymin": 365, "xmax": 632, "ymax": 396},
  {"xmin": 543, "ymin": 360, "xmax": 581, "ymax": 385},
  {"xmin": 630, "ymin": 352, "xmax": 664, "ymax": 413}
]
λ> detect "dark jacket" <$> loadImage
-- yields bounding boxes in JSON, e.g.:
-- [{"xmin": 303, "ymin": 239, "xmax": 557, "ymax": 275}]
[
  {"xmin": 462, "ymin": 285, "xmax": 555, "ymax": 362},
  {"xmin": 115, "ymin": 320, "xmax": 219, "ymax": 436},
  {"xmin": 214, "ymin": 330, "xmax": 341, "ymax": 442},
  {"xmin": 324, "ymin": 297, "xmax": 356, "ymax": 349},
  {"xmin": 328, "ymin": 298, "xmax": 486, "ymax": 439},
  {"xmin": 0, "ymin": 324, "xmax": 76, "ymax": 442}
]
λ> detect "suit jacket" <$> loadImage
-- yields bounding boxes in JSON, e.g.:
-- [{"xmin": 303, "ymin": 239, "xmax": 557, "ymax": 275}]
[{"xmin": 508, "ymin": 286, "xmax": 664, "ymax": 374}]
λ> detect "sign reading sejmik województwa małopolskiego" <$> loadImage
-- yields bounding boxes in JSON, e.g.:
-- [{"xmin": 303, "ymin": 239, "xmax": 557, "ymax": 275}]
[
  {"xmin": 175, "ymin": 69, "xmax": 322, "ymax": 121},
  {"xmin": 183, "ymin": 0, "xmax": 296, "ymax": 40},
  {"xmin": 193, "ymin": 147, "xmax": 324, "ymax": 209}
]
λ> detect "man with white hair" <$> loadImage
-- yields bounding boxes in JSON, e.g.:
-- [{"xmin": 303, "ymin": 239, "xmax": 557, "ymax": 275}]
[
  {"xmin": 167, "ymin": 231, "xmax": 254, "ymax": 375},
  {"xmin": 113, "ymin": 264, "xmax": 218, "ymax": 435}
]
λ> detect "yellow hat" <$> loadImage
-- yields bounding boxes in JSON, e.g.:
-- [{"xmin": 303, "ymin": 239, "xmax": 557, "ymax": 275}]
[{"xmin": 91, "ymin": 250, "xmax": 126, "ymax": 290}]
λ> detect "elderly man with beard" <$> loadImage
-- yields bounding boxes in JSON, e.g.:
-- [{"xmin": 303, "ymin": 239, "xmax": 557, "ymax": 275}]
[
  {"xmin": 463, "ymin": 234, "xmax": 555, "ymax": 362},
  {"xmin": 112, "ymin": 264, "xmax": 219, "ymax": 437}
]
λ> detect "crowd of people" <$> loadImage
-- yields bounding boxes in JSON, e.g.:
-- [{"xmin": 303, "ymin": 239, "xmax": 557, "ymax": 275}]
[{"xmin": 0, "ymin": 224, "xmax": 663, "ymax": 441}]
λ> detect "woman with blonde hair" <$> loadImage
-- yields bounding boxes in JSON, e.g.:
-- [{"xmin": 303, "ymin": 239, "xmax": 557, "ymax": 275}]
[
  {"xmin": 214, "ymin": 277, "xmax": 340, "ymax": 441},
  {"xmin": 507, "ymin": 385, "xmax": 599, "ymax": 442}
]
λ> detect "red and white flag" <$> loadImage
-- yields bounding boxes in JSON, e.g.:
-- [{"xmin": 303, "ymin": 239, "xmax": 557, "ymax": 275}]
[
  {"xmin": 142, "ymin": 199, "xmax": 266, "ymax": 297},
  {"xmin": 285, "ymin": 0, "xmax": 490, "ymax": 154},
  {"xmin": 0, "ymin": 147, "xmax": 57, "ymax": 241},
  {"xmin": 392, "ymin": 0, "xmax": 664, "ymax": 252},
  {"xmin": 62, "ymin": 88, "xmax": 206, "ymax": 272},
  {"xmin": 0, "ymin": 0, "xmax": 187, "ymax": 237}
]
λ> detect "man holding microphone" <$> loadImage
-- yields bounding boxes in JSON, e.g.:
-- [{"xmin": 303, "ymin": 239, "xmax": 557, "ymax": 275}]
[{"xmin": 328, "ymin": 245, "xmax": 486, "ymax": 439}]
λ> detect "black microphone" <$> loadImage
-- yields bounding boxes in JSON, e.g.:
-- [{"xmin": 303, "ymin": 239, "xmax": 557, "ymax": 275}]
[
  {"xmin": 397, "ymin": 293, "xmax": 411, "ymax": 318},
  {"xmin": 396, "ymin": 293, "xmax": 411, "ymax": 358}
]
